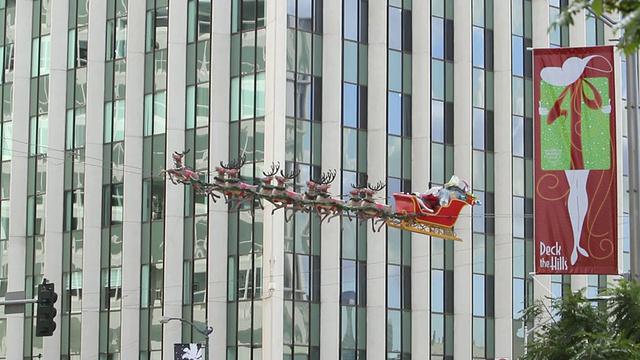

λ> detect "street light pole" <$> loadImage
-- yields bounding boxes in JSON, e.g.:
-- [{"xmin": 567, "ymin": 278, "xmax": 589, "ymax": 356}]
[
  {"xmin": 593, "ymin": 11, "xmax": 640, "ymax": 281},
  {"xmin": 627, "ymin": 49, "xmax": 640, "ymax": 282},
  {"xmin": 160, "ymin": 316, "xmax": 213, "ymax": 360}
]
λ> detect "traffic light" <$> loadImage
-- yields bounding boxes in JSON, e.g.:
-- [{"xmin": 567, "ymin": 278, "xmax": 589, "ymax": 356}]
[{"xmin": 36, "ymin": 281, "xmax": 58, "ymax": 337}]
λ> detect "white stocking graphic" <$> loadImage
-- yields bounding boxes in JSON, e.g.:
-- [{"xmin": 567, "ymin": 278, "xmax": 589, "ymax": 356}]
[{"xmin": 566, "ymin": 169, "xmax": 590, "ymax": 265}]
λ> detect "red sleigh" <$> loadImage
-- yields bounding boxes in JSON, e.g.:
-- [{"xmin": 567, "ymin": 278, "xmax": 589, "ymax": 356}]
[{"xmin": 386, "ymin": 191, "xmax": 479, "ymax": 241}]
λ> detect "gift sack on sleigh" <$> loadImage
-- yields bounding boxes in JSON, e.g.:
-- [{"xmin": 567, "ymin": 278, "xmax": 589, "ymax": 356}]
[{"xmin": 538, "ymin": 55, "xmax": 613, "ymax": 171}]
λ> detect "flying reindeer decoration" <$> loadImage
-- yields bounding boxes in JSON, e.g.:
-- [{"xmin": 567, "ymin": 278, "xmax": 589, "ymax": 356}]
[{"xmin": 159, "ymin": 150, "xmax": 480, "ymax": 241}]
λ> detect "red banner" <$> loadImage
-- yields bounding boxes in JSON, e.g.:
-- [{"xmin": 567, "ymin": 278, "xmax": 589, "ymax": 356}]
[{"xmin": 534, "ymin": 46, "xmax": 618, "ymax": 274}]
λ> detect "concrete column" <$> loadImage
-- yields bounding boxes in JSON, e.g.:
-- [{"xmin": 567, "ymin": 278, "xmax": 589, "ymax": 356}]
[
  {"xmin": 366, "ymin": 0, "xmax": 387, "ymax": 359},
  {"xmin": 209, "ymin": 0, "xmax": 230, "ymax": 356},
  {"xmin": 82, "ymin": 0, "xmax": 107, "ymax": 357},
  {"xmin": 410, "ymin": 0, "xmax": 431, "ymax": 358},
  {"xmin": 41, "ymin": 0, "xmax": 68, "ymax": 357},
  {"xmin": 262, "ymin": 0, "xmax": 288, "ymax": 357},
  {"xmin": 6, "ymin": 0, "xmax": 32, "ymax": 359},
  {"xmin": 452, "ymin": 0, "xmax": 473, "ymax": 357},
  {"xmin": 531, "ymin": 0, "xmax": 550, "ymax": 49},
  {"xmin": 530, "ymin": 0, "xmax": 553, "ymax": 317},
  {"xmin": 161, "ymin": 1, "xmax": 187, "ymax": 359},
  {"xmin": 319, "ymin": 0, "xmax": 342, "ymax": 359},
  {"xmin": 569, "ymin": 9, "xmax": 586, "ymax": 47},
  {"xmin": 492, "ymin": 0, "xmax": 514, "ymax": 358},
  {"xmin": 121, "ymin": 1, "xmax": 146, "ymax": 358}
]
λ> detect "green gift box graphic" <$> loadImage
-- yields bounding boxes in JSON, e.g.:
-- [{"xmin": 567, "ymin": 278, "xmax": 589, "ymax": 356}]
[{"xmin": 540, "ymin": 77, "xmax": 611, "ymax": 171}]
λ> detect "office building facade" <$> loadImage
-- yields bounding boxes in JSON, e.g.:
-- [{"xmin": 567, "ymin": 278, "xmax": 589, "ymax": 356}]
[{"xmin": 0, "ymin": 0, "xmax": 627, "ymax": 359}]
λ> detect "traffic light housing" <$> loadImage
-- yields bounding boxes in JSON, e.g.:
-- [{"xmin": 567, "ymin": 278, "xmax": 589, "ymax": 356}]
[{"xmin": 36, "ymin": 281, "xmax": 57, "ymax": 337}]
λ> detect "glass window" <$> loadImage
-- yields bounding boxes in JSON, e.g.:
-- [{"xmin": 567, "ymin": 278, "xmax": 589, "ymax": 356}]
[
  {"xmin": 486, "ymin": 70, "xmax": 494, "ymax": 111},
  {"xmin": 359, "ymin": 0, "xmax": 368, "ymax": 43},
  {"xmin": 403, "ymin": 54, "xmax": 412, "ymax": 95},
  {"xmin": 549, "ymin": 8, "xmax": 560, "ymax": 45},
  {"xmin": 313, "ymin": 34, "xmax": 322, "ymax": 76},
  {"xmin": 76, "ymin": 27, "xmax": 88, "ymax": 67},
  {"xmin": 388, "ymin": 50, "xmax": 402, "ymax": 92},
  {"xmin": 431, "ymin": 143, "xmax": 444, "ymax": 184},
  {"xmin": 473, "ymin": 274, "xmax": 485, "ymax": 316},
  {"xmin": 344, "ymin": 0, "xmax": 358, "ymax": 41},
  {"xmin": 512, "ymin": 77, "xmax": 524, "ymax": 116},
  {"xmin": 472, "ymin": 27, "xmax": 484, "ymax": 68},
  {"xmin": 431, "ymin": 270, "xmax": 444, "ymax": 312},
  {"xmin": 153, "ymin": 92, "xmax": 166, "ymax": 134},
  {"xmin": 512, "ymin": 116, "xmax": 523, "ymax": 157},
  {"xmin": 241, "ymin": 31, "xmax": 256, "ymax": 74},
  {"xmin": 512, "ymin": 278, "xmax": 525, "ymax": 315},
  {"xmin": 388, "ymin": 92, "xmax": 401, "ymax": 135},
  {"xmin": 388, "ymin": 136, "xmax": 402, "ymax": 178},
  {"xmin": 241, "ymin": 74, "xmax": 255, "ymax": 120},
  {"xmin": 343, "ymin": 40, "xmax": 358, "ymax": 84},
  {"xmin": 513, "ymin": 158, "xmax": 524, "ymax": 196},
  {"xmin": 358, "ymin": 44, "xmax": 368, "ymax": 85},
  {"xmin": 402, "ymin": 10, "xmax": 412, "ymax": 52},
  {"xmin": 296, "ymin": 74, "xmax": 312, "ymax": 120},
  {"xmin": 296, "ymin": 121, "xmax": 311, "ymax": 163},
  {"xmin": 513, "ymin": 197, "xmax": 524, "ymax": 237},
  {"xmin": 342, "ymin": 260, "xmax": 357, "ymax": 303},
  {"xmin": 432, "ymin": 2, "xmax": 444, "ymax": 17},
  {"xmin": 432, "ymin": 100, "xmax": 444, "ymax": 142},
  {"xmin": 473, "ymin": 68, "xmax": 485, "ymax": 108},
  {"xmin": 230, "ymin": 77, "xmax": 240, "ymax": 121},
  {"xmin": 431, "ymin": 314, "xmax": 445, "ymax": 355},
  {"xmin": 432, "ymin": 59, "xmax": 444, "ymax": 100},
  {"xmin": 473, "ymin": 317, "xmax": 486, "ymax": 358},
  {"xmin": 387, "ymin": 310, "xmax": 402, "ymax": 352},
  {"xmin": 196, "ymin": 41, "xmax": 211, "ymax": 83},
  {"xmin": 256, "ymin": 72, "xmax": 266, "ymax": 117},
  {"xmin": 473, "ymin": 234, "xmax": 486, "ymax": 274},
  {"xmin": 472, "ymin": 191, "xmax": 485, "ymax": 232},
  {"xmin": 473, "ymin": 151, "xmax": 485, "ymax": 191},
  {"xmin": 432, "ymin": 17, "xmax": 444, "ymax": 59},
  {"xmin": 624, "ymin": 137, "xmax": 629, "ymax": 175},
  {"xmin": 473, "ymin": 0, "xmax": 484, "ymax": 27},
  {"xmin": 343, "ymin": 83, "xmax": 357, "ymax": 127},
  {"xmin": 388, "ymin": 7, "xmax": 402, "ymax": 51},
  {"xmin": 512, "ymin": 0, "xmax": 523, "ymax": 36},
  {"xmin": 473, "ymin": 108, "xmax": 484, "ymax": 149},
  {"xmin": 297, "ymin": 31, "xmax": 312, "ymax": 74},
  {"xmin": 512, "ymin": 36, "xmax": 523, "ymax": 76},
  {"xmin": 343, "ymin": 128, "xmax": 357, "ymax": 171},
  {"xmin": 154, "ymin": 8, "xmax": 168, "ymax": 50}
]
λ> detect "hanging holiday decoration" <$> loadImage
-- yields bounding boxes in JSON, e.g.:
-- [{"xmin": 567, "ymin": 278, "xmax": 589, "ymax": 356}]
[
  {"xmin": 159, "ymin": 152, "xmax": 480, "ymax": 241},
  {"xmin": 534, "ymin": 45, "xmax": 618, "ymax": 275}
]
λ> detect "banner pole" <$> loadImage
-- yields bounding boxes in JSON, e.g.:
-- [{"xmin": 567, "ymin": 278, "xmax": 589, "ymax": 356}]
[
  {"xmin": 593, "ymin": 9, "xmax": 639, "ymax": 280},
  {"xmin": 626, "ymin": 50, "xmax": 640, "ymax": 281}
]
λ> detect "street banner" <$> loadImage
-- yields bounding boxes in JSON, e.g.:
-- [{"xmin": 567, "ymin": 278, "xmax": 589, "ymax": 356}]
[
  {"xmin": 534, "ymin": 45, "xmax": 618, "ymax": 274},
  {"xmin": 174, "ymin": 343, "xmax": 203, "ymax": 360}
]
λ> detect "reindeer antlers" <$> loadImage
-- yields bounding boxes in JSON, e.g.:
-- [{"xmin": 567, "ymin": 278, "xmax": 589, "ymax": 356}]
[
  {"xmin": 263, "ymin": 162, "xmax": 281, "ymax": 177},
  {"xmin": 174, "ymin": 149, "xmax": 191, "ymax": 156},
  {"xmin": 280, "ymin": 168, "xmax": 301, "ymax": 180},
  {"xmin": 311, "ymin": 169, "xmax": 337, "ymax": 185},
  {"xmin": 220, "ymin": 155, "xmax": 247, "ymax": 170},
  {"xmin": 367, "ymin": 181, "xmax": 387, "ymax": 192},
  {"xmin": 351, "ymin": 174, "xmax": 369, "ymax": 189}
]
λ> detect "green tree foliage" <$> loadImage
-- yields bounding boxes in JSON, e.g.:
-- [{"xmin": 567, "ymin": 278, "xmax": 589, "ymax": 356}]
[
  {"xmin": 555, "ymin": 0, "xmax": 640, "ymax": 53},
  {"xmin": 521, "ymin": 280, "xmax": 640, "ymax": 359}
]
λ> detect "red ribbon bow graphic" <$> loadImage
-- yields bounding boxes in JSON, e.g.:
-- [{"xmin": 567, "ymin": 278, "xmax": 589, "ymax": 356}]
[{"xmin": 547, "ymin": 76, "xmax": 603, "ymax": 169}]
